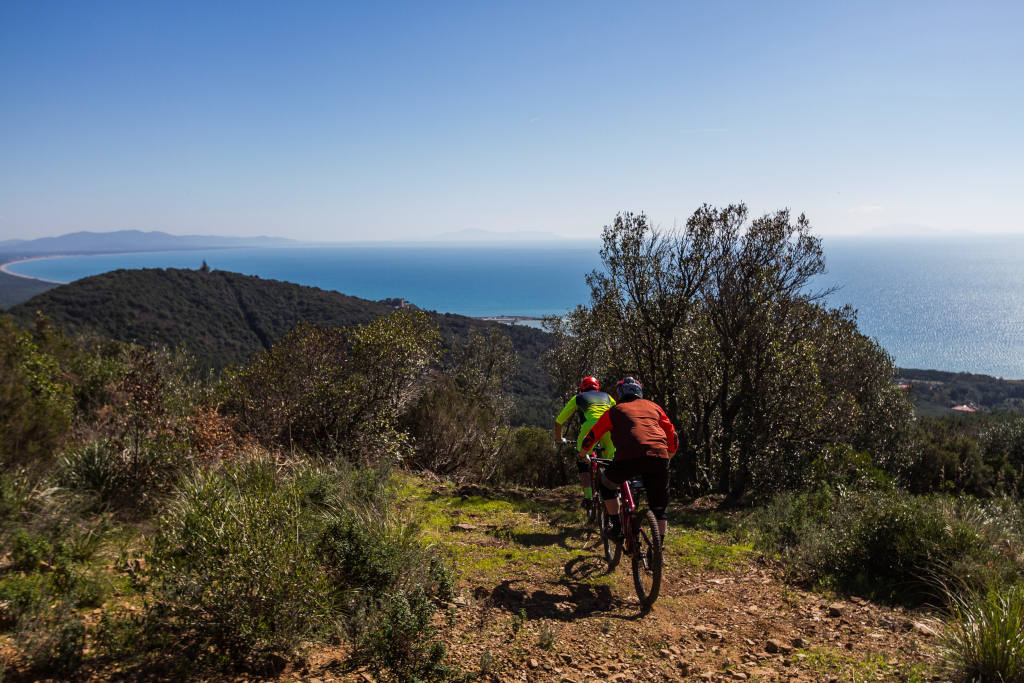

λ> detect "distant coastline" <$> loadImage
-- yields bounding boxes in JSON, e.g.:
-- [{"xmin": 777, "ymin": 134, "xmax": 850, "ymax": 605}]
[
  {"xmin": 2, "ymin": 254, "xmax": 545, "ymax": 330},
  {"xmin": 0, "ymin": 255, "xmax": 70, "ymax": 284},
  {"xmin": 0, "ymin": 246, "xmax": 238, "ymax": 285},
  {"xmin": 478, "ymin": 315, "xmax": 545, "ymax": 328}
]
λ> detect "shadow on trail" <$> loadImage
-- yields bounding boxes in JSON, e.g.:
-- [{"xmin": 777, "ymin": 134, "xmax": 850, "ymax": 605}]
[
  {"xmin": 484, "ymin": 554, "xmax": 650, "ymax": 622},
  {"xmin": 507, "ymin": 527, "xmax": 588, "ymax": 550},
  {"xmin": 488, "ymin": 576, "xmax": 615, "ymax": 622}
]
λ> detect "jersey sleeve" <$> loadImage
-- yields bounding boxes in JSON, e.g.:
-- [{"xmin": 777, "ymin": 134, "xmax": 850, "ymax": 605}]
[
  {"xmin": 555, "ymin": 396, "xmax": 577, "ymax": 425},
  {"xmin": 657, "ymin": 405, "xmax": 678, "ymax": 454},
  {"xmin": 580, "ymin": 410, "xmax": 613, "ymax": 453}
]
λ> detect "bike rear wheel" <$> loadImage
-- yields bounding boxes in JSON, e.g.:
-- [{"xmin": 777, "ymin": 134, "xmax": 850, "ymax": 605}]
[
  {"xmin": 631, "ymin": 509, "xmax": 663, "ymax": 608},
  {"xmin": 598, "ymin": 504, "xmax": 621, "ymax": 569}
]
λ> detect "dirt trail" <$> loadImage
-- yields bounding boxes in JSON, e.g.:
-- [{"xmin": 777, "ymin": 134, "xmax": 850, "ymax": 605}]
[{"xmin": 300, "ymin": 481, "xmax": 938, "ymax": 682}]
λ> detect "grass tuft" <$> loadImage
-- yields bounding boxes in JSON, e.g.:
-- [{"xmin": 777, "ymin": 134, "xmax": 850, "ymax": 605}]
[{"xmin": 940, "ymin": 583, "xmax": 1024, "ymax": 682}]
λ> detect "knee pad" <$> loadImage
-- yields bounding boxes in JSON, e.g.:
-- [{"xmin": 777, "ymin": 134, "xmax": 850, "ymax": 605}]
[
  {"xmin": 599, "ymin": 473, "xmax": 619, "ymax": 500},
  {"xmin": 576, "ymin": 460, "xmax": 590, "ymax": 474},
  {"xmin": 651, "ymin": 507, "xmax": 668, "ymax": 521}
]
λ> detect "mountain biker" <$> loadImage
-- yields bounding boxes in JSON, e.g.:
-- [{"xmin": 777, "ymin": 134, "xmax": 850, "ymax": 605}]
[
  {"xmin": 580, "ymin": 377, "xmax": 677, "ymax": 540},
  {"xmin": 554, "ymin": 376, "xmax": 616, "ymax": 508}
]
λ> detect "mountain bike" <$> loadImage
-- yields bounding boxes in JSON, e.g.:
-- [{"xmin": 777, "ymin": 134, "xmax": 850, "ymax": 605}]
[
  {"xmin": 589, "ymin": 458, "xmax": 663, "ymax": 608},
  {"xmin": 586, "ymin": 452, "xmax": 621, "ymax": 568}
]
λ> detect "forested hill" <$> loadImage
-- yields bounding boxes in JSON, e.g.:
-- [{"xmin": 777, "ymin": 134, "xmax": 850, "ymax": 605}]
[{"xmin": 9, "ymin": 267, "xmax": 555, "ymax": 425}]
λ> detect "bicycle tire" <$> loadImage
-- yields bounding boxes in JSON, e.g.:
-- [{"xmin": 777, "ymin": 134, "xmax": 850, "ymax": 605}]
[
  {"xmin": 588, "ymin": 491, "xmax": 600, "ymax": 525},
  {"xmin": 631, "ymin": 509, "xmax": 663, "ymax": 608},
  {"xmin": 598, "ymin": 504, "xmax": 622, "ymax": 569}
]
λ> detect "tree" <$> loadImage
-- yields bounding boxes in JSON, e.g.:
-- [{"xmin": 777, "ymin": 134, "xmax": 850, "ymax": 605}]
[
  {"xmin": 222, "ymin": 309, "xmax": 440, "ymax": 460},
  {"xmin": 404, "ymin": 328, "xmax": 518, "ymax": 476},
  {"xmin": 546, "ymin": 205, "xmax": 914, "ymax": 499},
  {"xmin": 0, "ymin": 316, "xmax": 73, "ymax": 465}
]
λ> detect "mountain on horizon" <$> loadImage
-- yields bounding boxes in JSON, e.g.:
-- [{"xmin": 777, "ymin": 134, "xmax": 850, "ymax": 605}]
[{"xmin": 0, "ymin": 230, "xmax": 297, "ymax": 255}]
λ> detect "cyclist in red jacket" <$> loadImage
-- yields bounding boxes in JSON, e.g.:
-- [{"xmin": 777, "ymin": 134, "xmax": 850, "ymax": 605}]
[{"xmin": 580, "ymin": 377, "xmax": 677, "ymax": 540}]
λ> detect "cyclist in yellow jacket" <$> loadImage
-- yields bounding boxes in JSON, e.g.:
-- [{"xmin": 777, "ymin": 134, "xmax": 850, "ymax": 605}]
[{"xmin": 554, "ymin": 376, "xmax": 616, "ymax": 508}]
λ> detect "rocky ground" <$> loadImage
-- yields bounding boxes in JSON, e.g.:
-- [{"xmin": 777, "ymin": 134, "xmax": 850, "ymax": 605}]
[{"xmin": 293, "ymin": 481, "xmax": 941, "ymax": 683}]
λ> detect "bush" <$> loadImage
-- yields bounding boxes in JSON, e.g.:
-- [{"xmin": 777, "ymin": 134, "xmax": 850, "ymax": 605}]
[
  {"xmin": 145, "ymin": 459, "xmax": 334, "ymax": 670},
  {"xmin": 139, "ymin": 456, "xmax": 454, "ymax": 675},
  {"xmin": 222, "ymin": 311, "xmax": 440, "ymax": 459},
  {"xmin": 0, "ymin": 316, "xmax": 73, "ymax": 466},
  {"xmin": 16, "ymin": 608, "xmax": 86, "ymax": 676},
  {"xmin": 358, "ymin": 588, "xmax": 450, "ymax": 683},
  {"xmin": 744, "ymin": 487, "xmax": 1024, "ymax": 604},
  {"xmin": 982, "ymin": 418, "xmax": 1024, "ymax": 496},
  {"xmin": 58, "ymin": 436, "xmax": 184, "ymax": 509},
  {"xmin": 491, "ymin": 426, "xmax": 571, "ymax": 488},
  {"xmin": 0, "ymin": 518, "xmax": 107, "ymax": 675},
  {"xmin": 940, "ymin": 583, "xmax": 1024, "ymax": 682}
]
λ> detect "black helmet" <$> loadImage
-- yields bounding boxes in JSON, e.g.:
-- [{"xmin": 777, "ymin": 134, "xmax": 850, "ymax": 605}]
[{"xmin": 615, "ymin": 377, "xmax": 643, "ymax": 401}]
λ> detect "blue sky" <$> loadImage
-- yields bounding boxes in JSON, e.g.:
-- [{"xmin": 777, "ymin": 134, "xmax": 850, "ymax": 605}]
[{"xmin": 1, "ymin": 1, "xmax": 1021, "ymax": 240}]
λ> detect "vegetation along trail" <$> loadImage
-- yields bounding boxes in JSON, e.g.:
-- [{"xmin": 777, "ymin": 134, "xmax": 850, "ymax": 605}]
[{"xmin": 289, "ymin": 480, "xmax": 935, "ymax": 683}]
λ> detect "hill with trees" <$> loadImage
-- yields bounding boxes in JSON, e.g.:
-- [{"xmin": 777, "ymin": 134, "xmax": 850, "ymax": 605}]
[
  {"xmin": 896, "ymin": 367, "xmax": 1024, "ymax": 415},
  {"xmin": 0, "ymin": 269, "xmax": 57, "ymax": 309},
  {"xmin": 8, "ymin": 267, "xmax": 554, "ymax": 425}
]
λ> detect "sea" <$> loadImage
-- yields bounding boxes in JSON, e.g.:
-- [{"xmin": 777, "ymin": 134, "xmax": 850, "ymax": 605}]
[{"xmin": 6, "ymin": 236, "xmax": 1024, "ymax": 379}]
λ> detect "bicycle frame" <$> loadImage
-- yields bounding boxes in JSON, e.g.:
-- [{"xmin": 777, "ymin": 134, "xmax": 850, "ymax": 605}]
[
  {"xmin": 588, "ymin": 454, "xmax": 639, "ymax": 554},
  {"xmin": 619, "ymin": 479, "xmax": 638, "ymax": 555}
]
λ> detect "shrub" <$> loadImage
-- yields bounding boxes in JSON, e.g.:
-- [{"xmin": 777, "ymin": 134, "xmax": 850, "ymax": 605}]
[
  {"xmin": 222, "ymin": 310, "xmax": 440, "ymax": 459},
  {"xmin": 58, "ymin": 436, "xmax": 184, "ymax": 509},
  {"xmin": 491, "ymin": 426, "xmax": 571, "ymax": 488},
  {"xmin": 358, "ymin": 588, "xmax": 450, "ymax": 683},
  {"xmin": 744, "ymin": 488, "xmax": 1024, "ymax": 604},
  {"xmin": 940, "ymin": 583, "xmax": 1024, "ymax": 682},
  {"xmin": 981, "ymin": 418, "xmax": 1024, "ymax": 496},
  {"xmin": 145, "ymin": 459, "xmax": 334, "ymax": 670},
  {"xmin": 0, "ymin": 316, "xmax": 73, "ymax": 466},
  {"xmin": 403, "ymin": 327, "xmax": 517, "ymax": 478},
  {"xmin": 139, "ymin": 456, "xmax": 454, "ymax": 675},
  {"xmin": 16, "ymin": 608, "xmax": 86, "ymax": 676},
  {"xmin": 0, "ymin": 573, "xmax": 46, "ymax": 629}
]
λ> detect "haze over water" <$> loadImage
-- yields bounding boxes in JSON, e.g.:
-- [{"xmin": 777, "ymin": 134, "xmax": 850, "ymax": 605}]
[{"xmin": 8, "ymin": 235, "xmax": 1024, "ymax": 379}]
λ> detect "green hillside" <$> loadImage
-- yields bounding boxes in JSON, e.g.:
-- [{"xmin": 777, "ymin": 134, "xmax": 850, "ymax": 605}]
[
  {"xmin": 0, "ymin": 268, "xmax": 57, "ymax": 309},
  {"xmin": 896, "ymin": 367, "xmax": 1024, "ymax": 415},
  {"xmin": 9, "ymin": 267, "xmax": 555, "ymax": 425}
]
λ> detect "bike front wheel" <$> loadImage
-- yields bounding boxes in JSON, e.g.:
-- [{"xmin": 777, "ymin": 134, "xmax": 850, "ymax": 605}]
[
  {"xmin": 631, "ymin": 509, "xmax": 663, "ymax": 608},
  {"xmin": 588, "ymin": 491, "xmax": 600, "ymax": 525}
]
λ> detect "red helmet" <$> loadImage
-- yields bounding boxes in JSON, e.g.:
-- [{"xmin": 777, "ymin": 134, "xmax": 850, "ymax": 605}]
[{"xmin": 579, "ymin": 376, "xmax": 600, "ymax": 392}]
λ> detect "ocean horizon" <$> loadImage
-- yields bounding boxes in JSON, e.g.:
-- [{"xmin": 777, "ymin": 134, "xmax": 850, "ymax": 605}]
[{"xmin": 5, "ymin": 236, "xmax": 1024, "ymax": 379}]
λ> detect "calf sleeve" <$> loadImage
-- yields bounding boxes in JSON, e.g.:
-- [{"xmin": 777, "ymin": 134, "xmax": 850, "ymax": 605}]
[{"xmin": 651, "ymin": 507, "xmax": 668, "ymax": 521}]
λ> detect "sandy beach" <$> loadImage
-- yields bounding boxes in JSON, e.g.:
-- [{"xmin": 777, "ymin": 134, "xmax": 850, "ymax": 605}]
[{"xmin": 0, "ymin": 255, "xmax": 69, "ymax": 284}]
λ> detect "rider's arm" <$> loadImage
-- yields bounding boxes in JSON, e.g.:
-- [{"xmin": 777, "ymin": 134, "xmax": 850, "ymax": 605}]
[
  {"xmin": 580, "ymin": 410, "xmax": 612, "ymax": 455},
  {"xmin": 554, "ymin": 397, "xmax": 577, "ymax": 441},
  {"xmin": 657, "ymin": 405, "xmax": 678, "ymax": 454}
]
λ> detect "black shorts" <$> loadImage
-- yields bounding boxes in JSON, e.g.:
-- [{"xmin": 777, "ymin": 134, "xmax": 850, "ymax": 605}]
[{"xmin": 603, "ymin": 456, "xmax": 670, "ymax": 510}]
